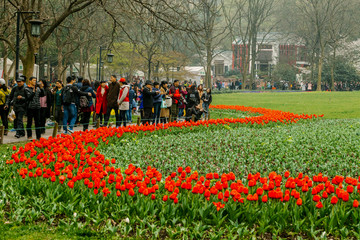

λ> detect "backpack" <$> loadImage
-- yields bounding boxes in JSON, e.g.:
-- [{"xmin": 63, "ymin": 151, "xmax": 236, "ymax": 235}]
[
  {"xmin": 79, "ymin": 95, "xmax": 89, "ymax": 108},
  {"xmin": 62, "ymin": 86, "xmax": 73, "ymax": 105}
]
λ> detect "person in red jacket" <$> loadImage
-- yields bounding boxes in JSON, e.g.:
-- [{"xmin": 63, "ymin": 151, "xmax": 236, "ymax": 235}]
[
  {"xmin": 169, "ymin": 79, "xmax": 181, "ymax": 121},
  {"xmin": 95, "ymin": 80, "xmax": 108, "ymax": 127}
]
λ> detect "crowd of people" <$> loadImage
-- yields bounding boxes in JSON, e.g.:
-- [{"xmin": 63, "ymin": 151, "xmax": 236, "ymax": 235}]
[{"xmin": 0, "ymin": 75, "xmax": 212, "ymax": 140}]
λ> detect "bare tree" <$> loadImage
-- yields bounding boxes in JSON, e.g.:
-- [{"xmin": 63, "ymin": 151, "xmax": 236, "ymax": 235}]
[
  {"xmin": 224, "ymin": 0, "xmax": 277, "ymax": 89},
  {"xmin": 292, "ymin": 0, "xmax": 355, "ymax": 91},
  {"xmin": 326, "ymin": 0, "xmax": 359, "ymax": 91},
  {"xmin": 0, "ymin": 0, "xmax": 96, "ymax": 82},
  {"xmin": 185, "ymin": 0, "xmax": 228, "ymax": 88}
]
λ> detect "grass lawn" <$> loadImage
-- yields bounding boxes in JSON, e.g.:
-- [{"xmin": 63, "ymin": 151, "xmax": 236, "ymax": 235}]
[{"xmin": 212, "ymin": 91, "xmax": 360, "ymax": 119}]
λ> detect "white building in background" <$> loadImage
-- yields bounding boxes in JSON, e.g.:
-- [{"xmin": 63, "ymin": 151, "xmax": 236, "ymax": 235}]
[
  {"xmin": 232, "ymin": 32, "xmax": 309, "ymax": 74},
  {"xmin": 210, "ymin": 51, "xmax": 233, "ymax": 78},
  {"xmin": 183, "ymin": 66, "xmax": 206, "ymax": 85},
  {"xmin": 0, "ymin": 58, "xmax": 39, "ymax": 82}
]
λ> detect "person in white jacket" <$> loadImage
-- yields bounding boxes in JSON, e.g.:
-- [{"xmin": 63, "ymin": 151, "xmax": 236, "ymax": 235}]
[{"xmin": 117, "ymin": 78, "xmax": 130, "ymax": 127}]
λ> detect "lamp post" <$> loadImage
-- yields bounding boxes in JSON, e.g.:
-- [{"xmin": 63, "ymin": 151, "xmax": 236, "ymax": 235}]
[
  {"xmin": 15, "ymin": 11, "xmax": 43, "ymax": 81},
  {"xmin": 98, "ymin": 47, "xmax": 114, "ymax": 81}
]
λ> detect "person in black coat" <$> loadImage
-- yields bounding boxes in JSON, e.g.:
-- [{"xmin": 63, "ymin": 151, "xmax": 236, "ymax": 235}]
[
  {"xmin": 25, "ymin": 77, "xmax": 45, "ymax": 140},
  {"xmin": 185, "ymin": 85, "xmax": 200, "ymax": 122},
  {"xmin": 5, "ymin": 76, "xmax": 31, "ymax": 138},
  {"xmin": 142, "ymin": 80, "xmax": 159, "ymax": 125}
]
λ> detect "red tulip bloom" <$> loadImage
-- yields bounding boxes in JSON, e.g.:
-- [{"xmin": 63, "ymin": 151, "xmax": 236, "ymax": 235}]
[
  {"xmin": 315, "ymin": 201, "xmax": 323, "ymax": 209},
  {"xmin": 163, "ymin": 195, "xmax": 168, "ymax": 202},
  {"xmin": 212, "ymin": 202, "xmax": 225, "ymax": 211},
  {"xmin": 218, "ymin": 192, "xmax": 224, "ymax": 200},
  {"xmin": 296, "ymin": 198, "xmax": 302, "ymax": 206},
  {"xmin": 330, "ymin": 196, "xmax": 338, "ymax": 204},
  {"xmin": 313, "ymin": 195, "xmax": 321, "ymax": 202},
  {"xmin": 353, "ymin": 200, "xmax": 359, "ymax": 208},
  {"xmin": 262, "ymin": 195, "xmax": 268, "ymax": 203},
  {"xmin": 256, "ymin": 188, "xmax": 264, "ymax": 196},
  {"xmin": 67, "ymin": 181, "xmax": 74, "ymax": 189},
  {"xmin": 283, "ymin": 194, "xmax": 290, "ymax": 202},
  {"xmin": 204, "ymin": 189, "xmax": 211, "ymax": 198},
  {"xmin": 151, "ymin": 194, "xmax": 156, "ymax": 200},
  {"xmin": 322, "ymin": 191, "xmax": 328, "ymax": 199},
  {"xmin": 129, "ymin": 188, "xmax": 135, "ymax": 197}
]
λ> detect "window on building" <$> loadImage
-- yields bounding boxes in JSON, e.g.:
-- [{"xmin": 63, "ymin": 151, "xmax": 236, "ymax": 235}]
[{"xmin": 259, "ymin": 44, "xmax": 272, "ymax": 50}]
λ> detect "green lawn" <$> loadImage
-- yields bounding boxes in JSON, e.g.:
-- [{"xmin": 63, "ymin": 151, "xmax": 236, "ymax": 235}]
[{"xmin": 212, "ymin": 91, "xmax": 360, "ymax": 119}]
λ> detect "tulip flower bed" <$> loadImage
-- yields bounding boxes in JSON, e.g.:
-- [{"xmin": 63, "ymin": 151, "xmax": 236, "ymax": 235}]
[{"xmin": 2, "ymin": 105, "xmax": 360, "ymax": 238}]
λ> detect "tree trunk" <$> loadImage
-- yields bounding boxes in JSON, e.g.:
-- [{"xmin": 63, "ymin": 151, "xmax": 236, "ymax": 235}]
[
  {"xmin": 309, "ymin": 49, "xmax": 316, "ymax": 83},
  {"xmin": 79, "ymin": 47, "xmax": 83, "ymax": 77},
  {"xmin": 205, "ymin": 42, "xmax": 212, "ymax": 88},
  {"xmin": 23, "ymin": 46, "xmax": 37, "ymax": 83},
  {"xmin": 47, "ymin": 59, "xmax": 51, "ymax": 81},
  {"xmin": 316, "ymin": 44, "xmax": 324, "ymax": 91},
  {"xmin": 22, "ymin": 35, "xmax": 40, "ymax": 83},
  {"xmin": 70, "ymin": 64, "xmax": 73, "ymax": 76},
  {"xmin": 147, "ymin": 57, "xmax": 152, "ymax": 81},
  {"xmin": 330, "ymin": 46, "xmax": 336, "ymax": 91},
  {"xmin": 2, "ymin": 46, "xmax": 8, "ymax": 84},
  {"xmin": 7, "ymin": 61, "xmax": 15, "ymax": 84},
  {"xmin": 57, "ymin": 50, "xmax": 64, "ymax": 84},
  {"xmin": 39, "ymin": 47, "xmax": 45, "ymax": 80},
  {"xmin": 249, "ymin": 33, "xmax": 257, "ymax": 90}
]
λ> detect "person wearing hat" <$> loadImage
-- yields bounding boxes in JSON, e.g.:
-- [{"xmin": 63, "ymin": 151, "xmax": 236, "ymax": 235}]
[
  {"xmin": 104, "ymin": 75, "xmax": 120, "ymax": 127},
  {"xmin": 142, "ymin": 80, "xmax": 159, "ymax": 125},
  {"xmin": 5, "ymin": 76, "xmax": 30, "ymax": 138},
  {"xmin": 117, "ymin": 78, "xmax": 130, "ymax": 127},
  {"xmin": 95, "ymin": 80, "xmax": 108, "ymax": 127},
  {"xmin": 0, "ymin": 78, "xmax": 10, "ymax": 135}
]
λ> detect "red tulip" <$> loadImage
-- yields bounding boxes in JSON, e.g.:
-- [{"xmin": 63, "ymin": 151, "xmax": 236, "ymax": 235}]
[
  {"xmin": 315, "ymin": 201, "xmax": 323, "ymax": 209},
  {"xmin": 353, "ymin": 200, "xmax": 359, "ymax": 208},
  {"xmin": 129, "ymin": 188, "xmax": 135, "ymax": 197},
  {"xmin": 330, "ymin": 196, "xmax": 338, "ymax": 204}
]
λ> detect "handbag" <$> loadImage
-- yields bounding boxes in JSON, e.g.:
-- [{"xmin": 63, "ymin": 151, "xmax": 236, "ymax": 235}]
[
  {"xmin": 161, "ymin": 99, "xmax": 167, "ymax": 109},
  {"xmin": 165, "ymin": 97, "xmax": 172, "ymax": 108}
]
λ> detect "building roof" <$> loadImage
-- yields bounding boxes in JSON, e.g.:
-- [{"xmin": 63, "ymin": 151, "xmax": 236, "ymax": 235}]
[{"xmin": 233, "ymin": 32, "xmax": 304, "ymax": 45}]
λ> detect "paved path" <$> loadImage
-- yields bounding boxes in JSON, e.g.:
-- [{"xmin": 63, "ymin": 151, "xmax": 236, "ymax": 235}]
[{"xmin": 1, "ymin": 124, "xmax": 101, "ymax": 145}]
